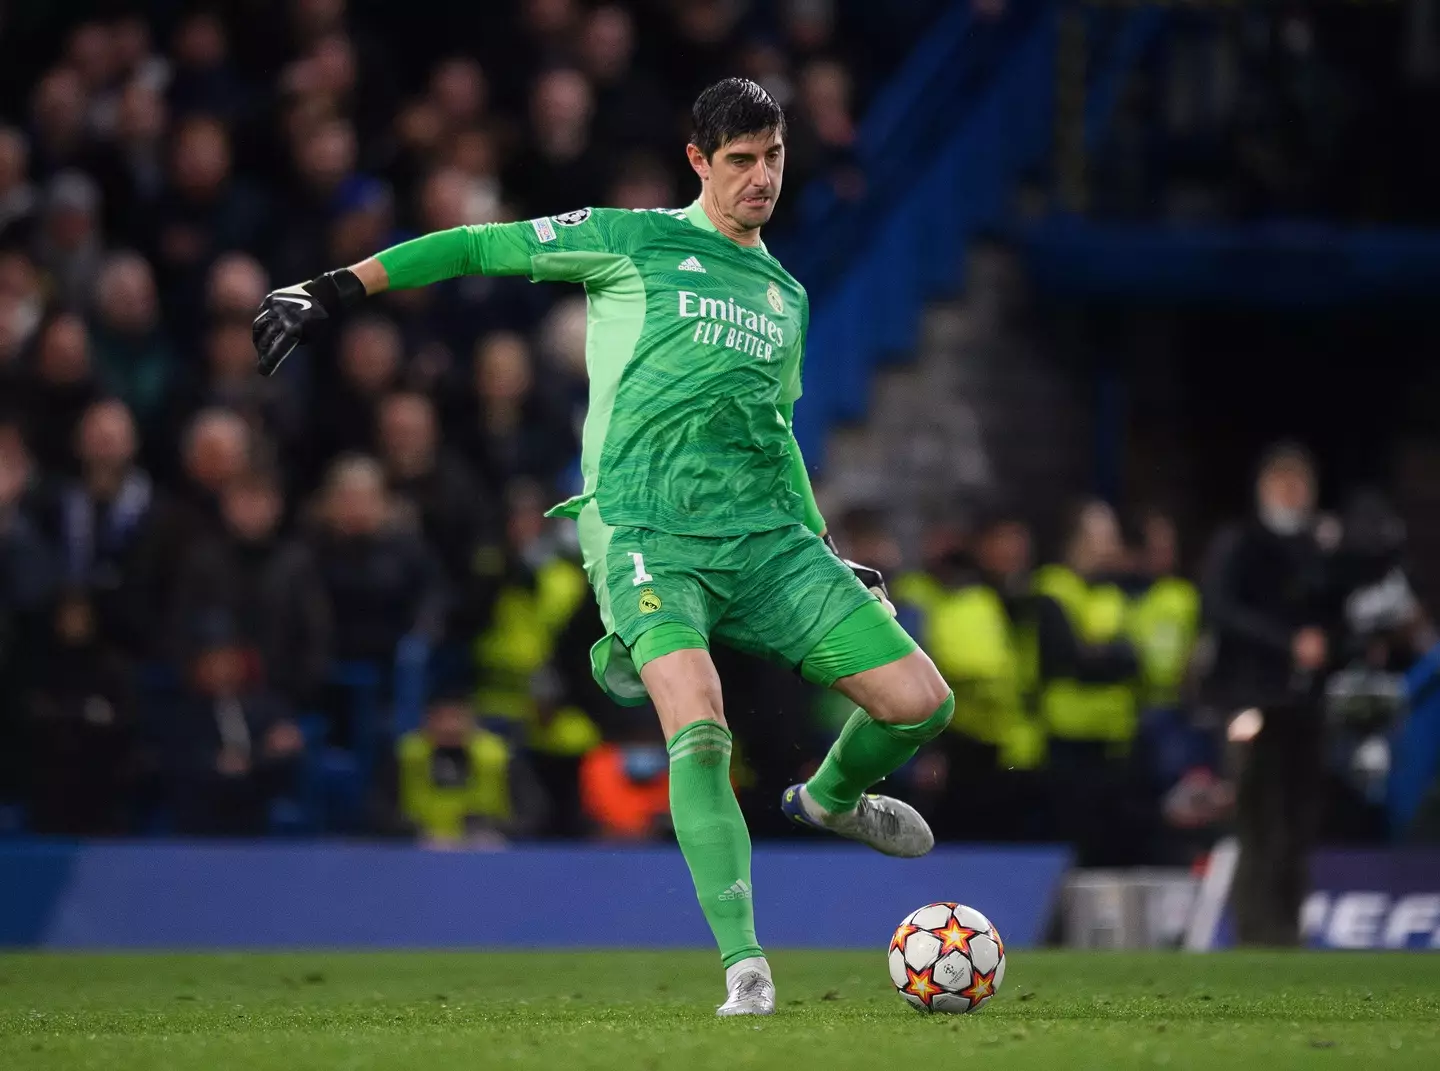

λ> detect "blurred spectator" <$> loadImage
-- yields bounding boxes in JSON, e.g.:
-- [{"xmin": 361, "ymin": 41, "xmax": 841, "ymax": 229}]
[
  {"xmin": 167, "ymin": 12, "xmax": 249, "ymax": 120},
  {"xmin": 0, "ymin": 433, "xmax": 57, "ymax": 802},
  {"xmin": 899, "ymin": 509, "xmax": 1054, "ymax": 840},
  {"xmin": 506, "ymin": 69, "xmax": 604, "ymax": 217},
  {"xmin": 1033, "ymin": 499, "xmax": 1140, "ymax": 756},
  {"xmin": 450, "ymin": 331, "xmax": 576, "ymax": 489},
  {"xmin": 112, "ymin": 15, "xmax": 169, "ymax": 94},
  {"xmin": 1202, "ymin": 443, "xmax": 1340, "ymax": 945},
  {"xmin": 88, "ymin": 79, "xmax": 168, "ymax": 241},
  {"xmin": 205, "ymin": 252, "xmax": 269, "ymax": 321},
  {"xmin": 786, "ymin": 59, "xmax": 864, "ymax": 206},
  {"xmin": 580, "ymin": 714, "xmax": 670, "ymax": 841},
  {"xmin": 1122, "ymin": 509, "xmax": 1208, "ymax": 804},
  {"xmin": 25, "ymin": 589, "xmax": 137, "ymax": 835},
  {"xmin": 48, "ymin": 399, "xmax": 153, "ymax": 647},
  {"xmin": 130, "ymin": 408, "xmax": 251, "ymax": 653},
  {"xmin": 482, "ymin": 0, "xmax": 583, "ymax": 99},
  {"xmin": 1125, "ymin": 509, "xmax": 1201, "ymax": 714},
  {"xmin": 168, "ymin": 317, "xmax": 299, "ymax": 467},
  {"xmin": 782, "ymin": 0, "xmax": 842, "ymax": 64},
  {"xmin": 473, "ymin": 480, "xmax": 598, "ymax": 838},
  {"xmin": 0, "ymin": 127, "xmax": 39, "ymax": 248},
  {"xmin": 147, "ymin": 115, "xmax": 267, "ymax": 329},
  {"xmin": 308, "ymin": 454, "xmax": 446, "ymax": 663},
  {"xmin": 24, "ymin": 313, "xmax": 101, "ymax": 475},
  {"xmin": 607, "ymin": 152, "xmax": 678, "ymax": 211},
  {"xmin": 1032, "ymin": 499, "xmax": 1151, "ymax": 865},
  {"xmin": 89, "ymin": 251, "xmax": 174, "ymax": 430},
  {"xmin": 429, "ymin": 57, "xmax": 488, "ymax": 135},
  {"xmin": 736, "ymin": 39, "xmax": 795, "ymax": 111},
  {"xmin": 581, "ymin": 5, "xmax": 671, "ymax": 153},
  {"xmin": 384, "ymin": 690, "xmax": 516, "ymax": 846},
  {"xmin": 0, "ymin": 252, "xmax": 43, "ymax": 385},
  {"xmin": 169, "ymin": 610, "xmax": 304, "ymax": 836},
  {"xmin": 327, "ymin": 175, "xmax": 394, "ymax": 269},
  {"xmin": 65, "ymin": 22, "xmax": 126, "ymax": 140},
  {"xmin": 272, "ymin": 115, "xmax": 360, "ymax": 286},
  {"xmin": 0, "ymin": 431, "xmax": 55, "ymax": 614},
  {"xmin": 310, "ymin": 314, "xmax": 404, "ymax": 477},
  {"xmin": 170, "ymin": 467, "xmax": 332, "ymax": 705},
  {"xmin": 377, "ymin": 390, "xmax": 498, "ymax": 600},
  {"xmin": 34, "ymin": 170, "xmax": 104, "ymax": 311},
  {"xmin": 663, "ymin": 0, "xmax": 746, "ymax": 103},
  {"xmin": 28, "ymin": 67, "xmax": 92, "ymax": 177}
]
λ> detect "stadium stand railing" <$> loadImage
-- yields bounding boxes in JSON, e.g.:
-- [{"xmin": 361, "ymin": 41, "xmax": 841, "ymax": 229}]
[{"xmin": 783, "ymin": 9, "xmax": 1057, "ymax": 466}]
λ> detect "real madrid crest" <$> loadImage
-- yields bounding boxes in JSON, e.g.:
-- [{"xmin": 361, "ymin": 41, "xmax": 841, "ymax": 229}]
[
  {"xmin": 638, "ymin": 588, "xmax": 662, "ymax": 614},
  {"xmin": 766, "ymin": 280, "xmax": 784, "ymax": 314}
]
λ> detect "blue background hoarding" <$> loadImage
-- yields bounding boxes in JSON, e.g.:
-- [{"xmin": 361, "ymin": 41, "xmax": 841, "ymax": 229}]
[{"xmin": 0, "ymin": 843, "xmax": 1069, "ymax": 950}]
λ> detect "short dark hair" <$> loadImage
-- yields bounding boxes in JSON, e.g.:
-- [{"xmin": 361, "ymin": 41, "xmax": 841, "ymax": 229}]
[{"xmin": 690, "ymin": 78, "xmax": 786, "ymax": 158}]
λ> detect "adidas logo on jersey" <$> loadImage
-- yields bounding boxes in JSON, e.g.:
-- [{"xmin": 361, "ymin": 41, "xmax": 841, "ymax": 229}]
[
  {"xmin": 719, "ymin": 879, "xmax": 753, "ymax": 902},
  {"xmin": 677, "ymin": 256, "xmax": 706, "ymax": 273}
]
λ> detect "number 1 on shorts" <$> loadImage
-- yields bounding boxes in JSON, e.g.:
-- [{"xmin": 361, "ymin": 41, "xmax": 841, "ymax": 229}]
[{"xmin": 630, "ymin": 552, "xmax": 653, "ymax": 586}]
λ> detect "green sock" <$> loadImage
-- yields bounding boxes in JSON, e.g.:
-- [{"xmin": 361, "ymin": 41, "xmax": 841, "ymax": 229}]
[
  {"xmin": 668, "ymin": 720, "xmax": 763, "ymax": 968},
  {"xmin": 806, "ymin": 693, "xmax": 955, "ymax": 813}
]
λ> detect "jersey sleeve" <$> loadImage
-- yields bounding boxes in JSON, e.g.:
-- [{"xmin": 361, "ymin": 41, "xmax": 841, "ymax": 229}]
[
  {"xmin": 471, "ymin": 208, "xmax": 641, "ymax": 284},
  {"xmin": 779, "ymin": 291, "xmax": 809, "ymax": 404},
  {"xmin": 373, "ymin": 208, "xmax": 642, "ymax": 290}
]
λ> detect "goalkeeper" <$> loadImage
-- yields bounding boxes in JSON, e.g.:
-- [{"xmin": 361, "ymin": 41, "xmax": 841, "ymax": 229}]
[{"xmin": 254, "ymin": 79, "xmax": 954, "ymax": 1017}]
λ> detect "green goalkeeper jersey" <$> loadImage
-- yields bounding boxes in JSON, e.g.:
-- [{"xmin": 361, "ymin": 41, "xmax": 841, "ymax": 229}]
[{"xmin": 377, "ymin": 201, "xmax": 810, "ymax": 537}]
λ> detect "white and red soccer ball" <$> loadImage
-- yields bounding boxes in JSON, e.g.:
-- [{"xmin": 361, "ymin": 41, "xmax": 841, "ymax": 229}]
[{"xmin": 888, "ymin": 903, "xmax": 1006, "ymax": 1014}]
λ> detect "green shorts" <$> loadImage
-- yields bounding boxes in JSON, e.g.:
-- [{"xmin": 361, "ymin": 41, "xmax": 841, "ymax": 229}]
[{"xmin": 576, "ymin": 502, "xmax": 915, "ymax": 705}]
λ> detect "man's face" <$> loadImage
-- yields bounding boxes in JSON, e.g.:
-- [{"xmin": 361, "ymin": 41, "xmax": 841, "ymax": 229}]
[
  {"xmin": 978, "ymin": 522, "xmax": 1031, "ymax": 580},
  {"xmin": 425, "ymin": 702, "xmax": 472, "ymax": 748},
  {"xmin": 379, "ymin": 396, "xmax": 436, "ymax": 473},
  {"xmin": 1259, "ymin": 462, "xmax": 1314, "ymax": 515},
  {"xmin": 223, "ymin": 484, "xmax": 281, "ymax": 543},
  {"xmin": 689, "ymin": 129, "xmax": 784, "ymax": 232},
  {"xmin": 187, "ymin": 422, "xmax": 248, "ymax": 492},
  {"xmin": 79, "ymin": 403, "xmax": 136, "ymax": 471},
  {"xmin": 1143, "ymin": 515, "xmax": 1178, "ymax": 577}
]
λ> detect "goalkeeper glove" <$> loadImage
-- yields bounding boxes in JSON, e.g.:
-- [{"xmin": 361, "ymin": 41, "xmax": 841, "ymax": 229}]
[
  {"xmin": 823, "ymin": 532, "xmax": 896, "ymax": 616},
  {"xmin": 252, "ymin": 268, "xmax": 366, "ymax": 376}
]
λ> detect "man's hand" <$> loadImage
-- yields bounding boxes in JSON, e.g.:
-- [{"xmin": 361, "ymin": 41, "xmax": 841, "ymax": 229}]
[
  {"xmin": 823, "ymin": 532, "xmax": 896, "ymax": 616},
  {"xmin": 252, "ymin": 267, "xmax": 365, "ymax": 376}
]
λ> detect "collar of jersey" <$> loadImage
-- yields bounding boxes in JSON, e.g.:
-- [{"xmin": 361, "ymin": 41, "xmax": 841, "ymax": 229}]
[{"xmin": 683, "ymin": 199, "xmax": 769, "ymax": 255}]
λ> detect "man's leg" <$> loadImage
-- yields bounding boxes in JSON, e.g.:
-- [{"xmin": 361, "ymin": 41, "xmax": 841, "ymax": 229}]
[
  {"xmin": 789, "ymin": 601, "xmax": 955, "ymax": 855},
  {"xmin": 706, "ymin": 527, "xmax": 953, "ymax": 856},
  {"xmin": 634, "ymin": 627, "xmax": 773, "ymax": 1016}
]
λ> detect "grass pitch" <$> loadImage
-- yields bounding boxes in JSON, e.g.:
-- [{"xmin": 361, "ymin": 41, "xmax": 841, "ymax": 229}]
[{"xmin": 2, "ymin": 950, "xmax": 1438, "ymax": 1070}]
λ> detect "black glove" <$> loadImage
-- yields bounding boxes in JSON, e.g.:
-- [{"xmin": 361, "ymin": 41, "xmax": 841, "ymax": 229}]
[
  {"xmin": 824, "ymin": 532, "xmax": 894, "ymax": 612},
  {"xmin": 252, "ymin": 268, "xmax": 366, "ymax": 377}
]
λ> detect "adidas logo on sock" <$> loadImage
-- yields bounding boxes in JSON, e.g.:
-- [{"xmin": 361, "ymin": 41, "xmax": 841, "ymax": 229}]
[
  {"xmin": 718, "ymin": 878, "xmax": 752, "ymax": 901},
  {"xmin": 677, "ymin": 255, "xmax": 706, "ymax": 272}
]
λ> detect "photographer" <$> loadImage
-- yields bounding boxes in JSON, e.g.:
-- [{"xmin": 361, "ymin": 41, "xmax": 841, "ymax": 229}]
[
  {"xmin": 1201, "ymin": 443, "xmax": 1340, "ymax": 946},
  {"xmin": 1322, "ymin": 489, "xmax": 1432, "ymax": 842}
]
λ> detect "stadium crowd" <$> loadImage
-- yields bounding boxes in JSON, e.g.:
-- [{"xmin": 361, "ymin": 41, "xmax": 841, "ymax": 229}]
[
  {"xmin": 0, "ymin": 2, "xmax": 1429, "ymax": 868},
  {"xmin": 0, "ymin": 0, "xmax": 950, "ymax": 842}
]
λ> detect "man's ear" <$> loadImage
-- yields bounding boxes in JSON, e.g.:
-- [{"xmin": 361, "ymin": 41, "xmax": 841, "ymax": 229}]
[{"xmin": 685, "ymin": 143, "xmax": 710, "ymax": 181}]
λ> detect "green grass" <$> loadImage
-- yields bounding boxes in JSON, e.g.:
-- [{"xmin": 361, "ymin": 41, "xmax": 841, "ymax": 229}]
[{"xmin": 2, "ymin": 951, "xmax": 1439, "ymax": 1070}]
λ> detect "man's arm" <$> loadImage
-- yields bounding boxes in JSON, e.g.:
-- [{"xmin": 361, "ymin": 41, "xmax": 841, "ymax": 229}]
[
  {"xmin": 781, "ymin": 399, "xmax": 894, "ymax": 611},
  {"xmin": 254, "ymin": 209, "xmax": 627, "ymax": 375},
  {"xmin": 778, "ymin": 401, "xmax": 826, "ymax": 536}
]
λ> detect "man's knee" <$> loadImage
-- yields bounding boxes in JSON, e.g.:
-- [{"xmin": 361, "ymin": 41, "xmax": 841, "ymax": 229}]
[
  {"xmin": 839, "ymin": 650, "xmax": 952, "ymax": 726},
  {"xmin": 639, "ymin": 646, "xmax": 725, "ymax": 738}
]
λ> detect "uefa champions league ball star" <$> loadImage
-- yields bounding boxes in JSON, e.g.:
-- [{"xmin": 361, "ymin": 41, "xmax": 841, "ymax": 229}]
[{"xmin": 888, "ymin": 903, "xmax": 1006, "ymax": 1014}]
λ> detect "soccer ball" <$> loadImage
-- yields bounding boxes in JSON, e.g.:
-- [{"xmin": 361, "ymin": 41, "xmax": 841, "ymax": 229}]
[{"xmin": 888, "ymin": 903, "xmax": 1006, "ymax": 1014}]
